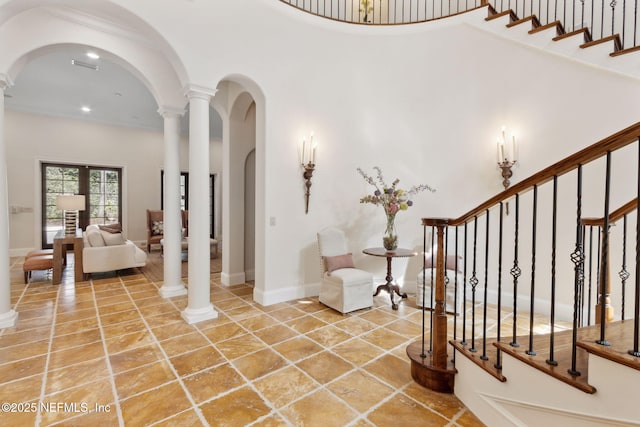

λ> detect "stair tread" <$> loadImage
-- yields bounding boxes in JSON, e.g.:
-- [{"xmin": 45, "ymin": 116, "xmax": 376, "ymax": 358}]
[{"xmin": 576, "ymin": 320, "xmax": 640, "ymax": 371}]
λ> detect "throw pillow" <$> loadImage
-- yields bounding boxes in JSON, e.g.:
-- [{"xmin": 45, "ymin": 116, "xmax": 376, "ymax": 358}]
[
  {"xmin": 86, "ymin": 229, "xmax": 106, "ymax": 247},
  {"xmin": 99, "ymin": 223, "xmax": 122, "ymax": 234},
  {"xmin": 100, "ymin": 230, "xmax": 126, "ymax": 246},
  {"xmin": 424, "ymin": 253, "xmax": 462, "ymax": 272},
  {"xmin": 324, "ymin": 253, "xmax": 355, "ymax": 273},
  {"xmin": 152, "ymin": 220, "xmax": 164, "ymax": 235}
]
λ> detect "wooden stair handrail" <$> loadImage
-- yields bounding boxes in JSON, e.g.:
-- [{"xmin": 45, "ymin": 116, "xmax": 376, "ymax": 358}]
[
  {"xmin": 423, "ymin": 121, "xmax": 640, "ymax": 227},
  {"xmin": 582, "ymin": 198, "xmax": 639, "ymax": 227}
]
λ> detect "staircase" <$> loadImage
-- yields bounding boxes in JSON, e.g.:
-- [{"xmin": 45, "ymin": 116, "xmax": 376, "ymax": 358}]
[{"xmin": 410, "ymin": 122, "xmax": 640, "ymax": 425}]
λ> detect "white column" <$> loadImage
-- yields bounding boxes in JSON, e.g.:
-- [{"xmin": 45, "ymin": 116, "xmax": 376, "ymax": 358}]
[
  {"xmin": 0, "ymin": 74, "xmax": 17, "ymax": 328},
  {"xmin": 182, "ymin": 86, "xmax": 217, "ymax": 324},
  {"xmin": 158, "ymin": 107, "xmax": 187, "ymax": 298}
]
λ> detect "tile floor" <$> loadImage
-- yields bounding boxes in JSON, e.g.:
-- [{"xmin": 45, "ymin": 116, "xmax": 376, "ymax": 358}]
[{"xmin": 1, "ymin": 256, "xmax": 486, "ymax": 427}]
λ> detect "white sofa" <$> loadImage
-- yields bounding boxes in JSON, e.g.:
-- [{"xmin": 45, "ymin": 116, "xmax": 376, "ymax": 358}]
[{"xmin": 83, "ymin": 224, "xmax": 147, "ymax": 274}]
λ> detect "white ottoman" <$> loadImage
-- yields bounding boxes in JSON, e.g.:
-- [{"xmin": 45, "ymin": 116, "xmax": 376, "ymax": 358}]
[{"xmin": 416, "ymin": 268, "xmax": 465, "ymax": 314}]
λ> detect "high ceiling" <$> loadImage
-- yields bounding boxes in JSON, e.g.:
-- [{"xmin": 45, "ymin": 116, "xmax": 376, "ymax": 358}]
[{"xmin": 4, "ymin": 46, "xmax": 222, "ymax": 138}]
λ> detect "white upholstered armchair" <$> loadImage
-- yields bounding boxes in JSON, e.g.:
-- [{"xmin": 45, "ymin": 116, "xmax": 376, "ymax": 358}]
[{"xmin": 317, "ymin": 227, "xmax": 373, "ymax": 314}]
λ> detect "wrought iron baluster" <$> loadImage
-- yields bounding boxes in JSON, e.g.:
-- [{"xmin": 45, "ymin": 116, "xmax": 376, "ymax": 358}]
[
  {"xmin": 462, "ymin": 222, "xmax": 468, "ymax": 345},
  {"xmin": 547, "ymin": 176, "xmax": 558, "ymax": 366},
  {"xmin": 587, "ymin": 226, "xmax": 594, "ymax": 325},
  {"xmin": 526, "ymin": 185, "xmax": 538, "ymax": 356},
  {"xmin": 420, "ymin": 222, "xmax": 428, "ymax": 358},
  {"xmin": 470, "ymin": 216, "xmax": 479, "ymax": 353},
  {"xmin": 597, "ymin": 151, "xmax": 612, "ymax": 346},
  {"xmin": 611, "ymin": 0, "xmax": 618, "ymax": 36},
  {"xmin": 495, "ymin": 202, "xmax": 504, "ymax": 370},
  {"xmin": 430, "ymin": 225, "xmax": 435, "ymax": 352},
  {"xmin": 631, "ymin": 139, "xmax": 640, "ymax": 357},
  {"xmin": 620, "ymin": 214, "xmax": 630, "ymax": 320},
  {"xmin": 569, "ymin": 164, "xmax": 584, "ymax": 377},
  {"xmin": 453, "ymin": 225, "xmax": 460, "ymax": 363},
  {"xmin": 481, "ymin": 210, "xmax": 490, "ymax": 361},
  {"xmin": 510, "ymin": 193, "xmax": 521, "ymax": 348}
]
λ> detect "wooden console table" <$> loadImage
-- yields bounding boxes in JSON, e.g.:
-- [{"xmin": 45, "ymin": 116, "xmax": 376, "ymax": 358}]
[
  {"xmin": 363, "ymin": 247, "xmax": 417, "ymax": 310},
  {"xmin": 53, "ymin": 229, "xmax": 83, "ymax": 285}
]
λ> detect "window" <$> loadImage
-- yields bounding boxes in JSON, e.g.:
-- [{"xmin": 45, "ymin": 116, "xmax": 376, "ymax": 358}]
[
  {"xmin": 41, "ymin": 163, "xmax": 122, "ymax": 248},
  {"xmin": 161, "ymin": 171, "xmax": 215, "ymax": 238}
]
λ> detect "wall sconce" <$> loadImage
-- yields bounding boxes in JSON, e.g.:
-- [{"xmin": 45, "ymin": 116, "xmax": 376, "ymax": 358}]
[
  {"xmin": 301, "ymin": 132, "xmax": 317, "ymax": 214},
  {"xmin": 56, "ymin": 194, "xmax": 86, "ymax": 235},
  {"xmin": 496, "ymin": 126, "xmax": 517, "ymax": 214}
]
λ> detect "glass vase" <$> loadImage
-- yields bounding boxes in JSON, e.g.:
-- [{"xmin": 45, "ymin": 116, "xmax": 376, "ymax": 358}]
[{"xmin": 383, "ymin": 213, "xmax": 398, "ymax": 251}]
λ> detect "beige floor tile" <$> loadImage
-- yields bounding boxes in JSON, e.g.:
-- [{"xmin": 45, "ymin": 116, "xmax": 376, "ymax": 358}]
[
  {"xmin": 48, "ymin": 341, "xmax": 106, "ymax": 370},
  {"xmin": 109, "ymin": 343, "xmax": 164, "ymax": 374},
  {"xmin": 233, "ymin": 348, "xmax": 288, "ymax": 380},
  {"xmin": 114, "ymin": 359, "xmax": 176, "ymax": 400},
  {"xmin": 253, "ymin": 366, "xmax": 318, "ymax": 408},
  {"xmin": 237, "ymin": 313, "xmax": 278, "ymax": 331},
  {"xmin": 182, "ymin": 363, "xmax": 245, "ymax": 403},
  {"xmin": 0, "ymin": 339, "xmax": 49, "ymax": 364},
  {"xmin": 333, "ymin": 338, "xmax": 385, "ymax": 365},
  {"xmin": 100, "ymin": 309, "xmax": 142, "ymax": 327},
  {"xmin": 367, "ymin": 393, "xmax": 450, "ymax": 426},
  {"xmin": 214, "ymin": 334, "xmax": 266, "ymax": 360},
  {"xmin": 306, "ymin": 324, "xmax": 353, "ymax": 348},
  {"xmin": 46, "ymin": 357, "xmax": 109, "ymax": 394},
  {"xmin": 100, "ymin": 318, "xmax": 147, "ymax": 339},
  {"xmin": 41, "ymin": 378, "xmax": 115, "ymax": 425},
  {"xmin": 151, "ymin": 320, "xmax": 197, "ymax": 341},
  {"xmin": 281, "ymin": 389, "xmax": 358, "ymax": 427},
  {"xmin": 335, "ymin": 316, "xmax": 377, "ymax": 335},
  {"xmin": 296, "ymin": 351, "xmax": 354, "ymax": 384},
  {"xmin": 403, "ymin": 382, "xmax": 466, "ymax": 420},
  {"xmin": 0, "ymin": 355, "xmax": 46, "ymax": 384},
  {"xmin": 268, "ymin": 306, "xmax": 306, "ymax": 322},
  {"xmin": 359, "ymin": 309, "xmax": 399, "ymax": 326},
  {"xmin": 0, "ymin": 374, "xmax": 43, "ymax": 402},
  {"xmin": 253, "ymin": 324, "xmax": 298, "ymax": 345},
  {"xmin": 120, "ymin": 381, "xmax": 192, "ymax": 426},
  {"xmin": 170, "ymin": 346, "xmax": 226, "ymax": 376},
  {"xmin": 285, "ymin": 314, "xmax": 328, "ymax": 334},
  {"xmin": 273, "ymin": 336, "xmax": 323, "ymax": 362},
  {"xmin": 105, "ymin": 330, "xmax": 156, "ymax": 355},
  {"xmin": 152, "ymin": 409, "xmax": 205, "ymax": 427},
  {"xmin": 201, "ymin": 321, "xmax": 246, "ymax": 344},
  {"xmin": 200, "ymin": 386, "xmax": 271, "ymax": 426},
  {"xmin": 327, "ymin": 370, "xmax": 395, "ymax": 412},
  {"xmin": 160, "ymin": 332, "xmax": 210, "ymax": 357},
  {"xmin": 363, "ymin": 354, "xmax": 412, "ymax": 389},
  {"xmin": 361, "ymin": 327, "xmax": 409, "ymax": 350}
]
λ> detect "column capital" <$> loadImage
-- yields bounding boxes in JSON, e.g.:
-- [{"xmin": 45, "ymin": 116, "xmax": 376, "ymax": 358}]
[
  {"xmin": 0, "ymin": 73, "xmax": 14, "ymax": 91},
  {"xmin": 157, "ymin": 105, "xmax": 185, "ymax": 118},
  {"xmin": 184, "ymin": 84, "xmax": 217, "ymax": 101}
]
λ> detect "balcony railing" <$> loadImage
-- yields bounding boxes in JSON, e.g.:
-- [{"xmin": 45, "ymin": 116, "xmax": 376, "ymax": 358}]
[{"xmin": 281, "ymin": 0, "xmax": 640, "ymax": 50}]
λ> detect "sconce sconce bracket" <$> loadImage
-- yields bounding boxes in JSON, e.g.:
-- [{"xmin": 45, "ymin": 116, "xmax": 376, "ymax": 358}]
[{"xmin": 303, "ymin": 162, "xmax": 315, "ymax": 214}]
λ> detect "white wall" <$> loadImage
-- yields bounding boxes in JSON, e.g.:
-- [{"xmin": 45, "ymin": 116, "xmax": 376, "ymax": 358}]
[
  {"xmin": 3, "ymin": 0, "xmax": 640, "ymax": 305},
  {"xmin": 5, "ymin": 110, "xmax": 222, "ymax": 254}
]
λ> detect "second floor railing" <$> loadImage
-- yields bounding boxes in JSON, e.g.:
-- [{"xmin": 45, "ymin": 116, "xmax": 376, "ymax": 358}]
[{"xmin": 281, "ymin": 0, "xmax": 640, "ymax": 50}]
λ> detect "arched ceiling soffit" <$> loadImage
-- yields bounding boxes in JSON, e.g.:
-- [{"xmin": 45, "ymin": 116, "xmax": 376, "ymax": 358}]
[
  {"xmin": 0, "ymin": 0, "xmax": 188, "ymax": 109},
  {"xmin": 218, "ymin": 74, "xmax": 265, "ymax": 122}
]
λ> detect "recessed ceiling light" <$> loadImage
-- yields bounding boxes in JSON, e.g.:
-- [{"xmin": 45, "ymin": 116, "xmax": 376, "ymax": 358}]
[
  {"xmin": 71, "ymin": 59, "xmax": 99, "ymax": 71},
  {"xmin": 81, "ymin": 106, "xmax": 91, "ymax": 113},
  {"xmin": 114, "ymin": 92, "xmax": 122, "ymax": 97},
  {"xmin": 86, "ymin": 52, "xmax": 100, "ymax": 59}
]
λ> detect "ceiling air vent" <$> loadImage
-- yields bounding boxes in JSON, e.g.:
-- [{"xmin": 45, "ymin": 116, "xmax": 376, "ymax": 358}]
[{"xmin": 71, "ymin": 59, "xmax": 99, "ymax": 71}]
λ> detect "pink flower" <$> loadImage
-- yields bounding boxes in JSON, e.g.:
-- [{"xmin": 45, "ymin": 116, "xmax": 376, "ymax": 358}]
[{"xmin": 386, "ymin": 204, "xmax": 399, "ymax": 214}]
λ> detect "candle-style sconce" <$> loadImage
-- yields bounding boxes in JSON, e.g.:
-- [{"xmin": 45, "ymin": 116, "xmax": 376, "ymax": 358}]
[
  {"xmin": 496, "ymin": 126, "xmax": 517, "ymax": 215},
  {"xmin": 301, "ymin": 132, "xmax": 317, "ymax": 214}
]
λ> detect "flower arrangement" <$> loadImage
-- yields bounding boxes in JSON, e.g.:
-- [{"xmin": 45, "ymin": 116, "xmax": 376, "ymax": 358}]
[{"xmin": 357, "ymin": 166, "xmax": 435, "ymax": 250}]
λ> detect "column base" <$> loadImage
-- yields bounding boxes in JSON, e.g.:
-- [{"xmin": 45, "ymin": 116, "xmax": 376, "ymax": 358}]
[
  {"xmin": 0, "ymin": 309, "xmax": 18, "ymax": 328},
  {"xmin": 181, "ymin": 304, "xmax": 218, "ymax": 325},
  {"xmin": 158, "ymin": 282, "xmax": 188, "ymax": 298}
]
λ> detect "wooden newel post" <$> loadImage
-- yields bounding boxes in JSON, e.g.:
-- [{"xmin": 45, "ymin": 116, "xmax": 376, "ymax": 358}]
[
  {"xmin": 407, "ymin": 218, "xmax": 456, "ymax": 393},
  {"xmin": 432, "ymin": 224, "xmax": 448, "ymax": 369}
]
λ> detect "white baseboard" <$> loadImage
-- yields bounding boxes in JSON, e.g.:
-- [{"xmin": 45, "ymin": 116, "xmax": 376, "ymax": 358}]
[
  {"xmin": 254, "ymin": 282, "xmax": 320, "ymax": 306},
  {"xmin": 221, "ymin": 271, "xmax": 246, "ymax": 286},
  {"xmin": 245, "ymin": 268, "xmax": 255, "ymax": 281}
]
